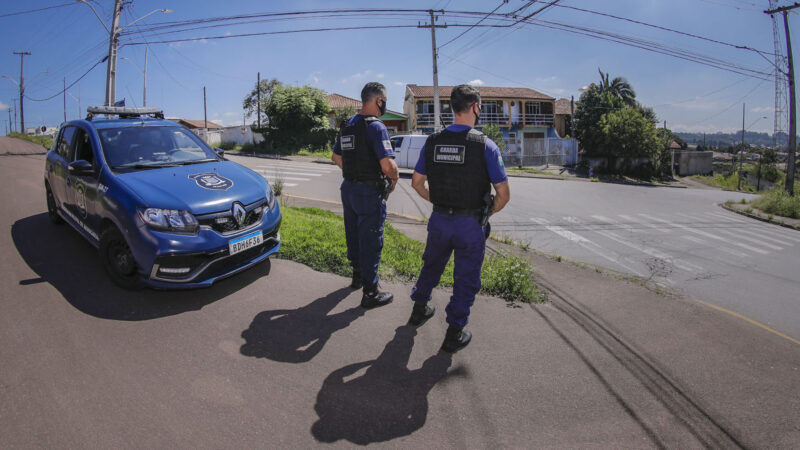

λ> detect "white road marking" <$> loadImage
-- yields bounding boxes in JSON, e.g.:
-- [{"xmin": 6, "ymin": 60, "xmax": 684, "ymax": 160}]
[
  {"xmin": 618, "ymin": 214, "xmax": 670, "ymax": 233},
  {"xmin": 531, "ymin": 217, "xmax": 647, "ymax": 277},
  {"xmin": 590, "ymin": 227, "xmax": 703, "ymax": 273},
  {"xmin": 592, "ymin": 214, "xmax": 642, "ymax": 232},
  {"xmin": 715, "ymin": 228, "xmax": 784, "ymax": 251},
  {"xmin": 735, "ymin": 227, "xmax": 795, "ymax": 246},
  {"xmin": 706, "ymin": 211, "xmax": 800, "ymax": 243},
  {"xmin": 681, "ymin": 235, "xmax": 749, "ymax": 258},
  {"xmin": 259, "ymin": 170, "xmax": 323, "ymax": 177},
  {"xmin": 257, "ymin": 164, "xmax": 334, "ymax": 172},
  {"xmin": 639, "ymin": 213, "xmax": 770, "ymax": 256}
]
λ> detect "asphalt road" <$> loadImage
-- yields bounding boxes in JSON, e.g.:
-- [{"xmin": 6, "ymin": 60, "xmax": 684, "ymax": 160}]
[
  {"xmin": 2, "ymin": 151, "xmax": 798, "ymax": 448},
  {"xmin": 229, "ymin": 155, "xmax": 800, "ymax": 342}
]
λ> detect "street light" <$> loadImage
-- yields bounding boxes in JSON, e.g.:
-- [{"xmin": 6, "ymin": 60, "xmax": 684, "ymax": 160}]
[
  {"xmin": 77, "ymin": 0, "xmax": 171, "ymax": 106},
  {"xmin": 120, "ymin": 48, "xmax": 148, "ymax": 106}
]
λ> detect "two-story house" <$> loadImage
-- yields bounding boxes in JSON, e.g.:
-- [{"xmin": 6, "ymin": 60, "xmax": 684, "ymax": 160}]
[
  {"xmin": 325, "ymin": 93, "xmax": 409, "ymax": 135},
  {"xmin": 403, "ymin": 84, "xmax": 558, "ymax": 152}
]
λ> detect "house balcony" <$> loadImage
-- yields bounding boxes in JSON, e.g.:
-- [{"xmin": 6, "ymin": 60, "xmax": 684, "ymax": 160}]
[
  {"xmin": 476, "ymin": 112, "xmax": 510, "ymax": 126},
  {"xmin": 523, "ymin": 114, "xmax": 554, "ymax": 126},
  {"xmin": 416, "ymin": 112, "xmax": 454, "ymax": 126}
]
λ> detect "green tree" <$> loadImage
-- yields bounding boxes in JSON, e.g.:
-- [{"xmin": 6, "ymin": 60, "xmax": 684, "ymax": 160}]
[
  {"xmin": 263, "ymin": 84, "xmax": 331, "ymax": 152},
  {"xmin": 333, "ymin": 105, "xmax": 357, "ymax": 128},
  {"xmin": 598, "ymin": 108, "xmax": 659, "ymax": 174},
  {"xmin": 598, "ymin": 68, "xmax": 636, "ymax": 107},
  {"xmin": 481, "ymin": 123, "xmax": 507, "ymax": 152},
  {"xmin": 574, "ymin": 83, "xmax": 617, "ymax": 156},
  {"xmin": 243, "ymin": 77, "xmax": 281, "ymax": 129}
]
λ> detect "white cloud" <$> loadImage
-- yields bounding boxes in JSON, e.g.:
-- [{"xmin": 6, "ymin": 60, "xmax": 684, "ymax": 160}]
[
  {"xmin": 224, "ymin": 111, "xmax": 237, "ymax": 117},
  {"xmin": 468, "ymin": 79, "xmax": 484, "ymax": 86},
  {"xmin": 393, "ymin": 81, "xmax": 405, "ymax": 86},
  {"xmin": 0, "ymin": 100, "xmax": 8, "ymax": 111},
  {"xmin": 751, "ymin": 106, "xmax": 774, "ymax": 114},
  {"xmin": 340, "ymin": 69, "xmax": 375, "ymax": 84},
  {"xmin": 536, "ymin": 76, "xmax": 558, "ymax": 83},
  {"xmin": 377, "ymin": 73, "xmax": 385, "ymax": 79},
  {"xmin": 306, "ymin": 71, "xmax": 322, "ymax": 85}
]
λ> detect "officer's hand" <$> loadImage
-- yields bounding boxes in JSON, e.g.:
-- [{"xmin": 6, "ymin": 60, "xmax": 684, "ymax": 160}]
[{"xmin": 391, "ymin": 177, "xmax": 398, "ymax": 192}]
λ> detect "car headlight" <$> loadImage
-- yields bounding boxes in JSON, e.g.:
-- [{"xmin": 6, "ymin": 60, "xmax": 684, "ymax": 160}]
[
  {"xmin": 138, "ymin": 208, "xmax": 199, "ymax": 233},
  {"xmin": 266, "ymin": 184, "xmax": 276, "ymax": 210}
]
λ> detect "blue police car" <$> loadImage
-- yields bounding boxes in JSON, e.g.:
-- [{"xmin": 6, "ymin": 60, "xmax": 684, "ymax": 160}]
[{"xmin": 44, "ymin": 106, "xmax": 281, "ymax": 289}]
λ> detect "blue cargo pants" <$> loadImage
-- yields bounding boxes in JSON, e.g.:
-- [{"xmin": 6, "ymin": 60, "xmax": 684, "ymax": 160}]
[{"xmin": 340, "ymin": 180, "xmax": 386, "ymax": 288}]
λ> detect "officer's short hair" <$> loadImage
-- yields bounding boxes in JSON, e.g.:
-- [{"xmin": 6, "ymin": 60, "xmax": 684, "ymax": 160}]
[
  {"xmin": 450, "ymin": 84, "xmax": 481, "ymax": 114},
  {"xmin": 361, "ymin": 82, "xmax": 386, "ymax": 103}
]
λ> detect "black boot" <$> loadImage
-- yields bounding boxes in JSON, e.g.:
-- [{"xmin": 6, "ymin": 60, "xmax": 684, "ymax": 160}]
[
  {"xmin": 441, "ymin": 325, "xmax": 472, "ymax": 353},
  {"xmin": 408, "ymin": 302, "xmax": 435, "ymax": 327},
  {"xmin": 350, "ymin": 268, "xmax": 362, "ymax": 289},
  {"xmin": 360, "ymin": 284, "xmax": 393, "ymax": 309}
]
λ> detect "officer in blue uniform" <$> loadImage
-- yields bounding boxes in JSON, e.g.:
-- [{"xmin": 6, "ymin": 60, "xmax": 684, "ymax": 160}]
[
  {"xmin": 408, "ymin": 84, "xmax": 511, "ymax": 353},
  {"xmin": 332, "ymin": 82, "xmax": 399, "ymax": 309}
]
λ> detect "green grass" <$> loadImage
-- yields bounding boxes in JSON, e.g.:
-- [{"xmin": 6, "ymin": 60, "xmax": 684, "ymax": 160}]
[
  {"xmin": 506, "ymin": 167, "xmax": 566, "ymax": 179},
  {"xmin": 692, "ymin": 173, "xmax": 757, "ymax": 192},
  {"xmin": 278, "ymin": 206, "xmax": 545, "ymax": 303},
  {"xmin": 296, "ymin": 148, "xmax": 332, "ymax": 159},
  {"xmin": 7, "ymin": 132, "xmax": 53, "ymax": 150},
  {"xmin": 751, "ymin": 189, "xmax": 800, "ymax": 219}
]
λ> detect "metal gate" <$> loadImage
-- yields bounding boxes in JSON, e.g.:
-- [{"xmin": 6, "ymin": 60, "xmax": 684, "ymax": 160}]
[{"xmin": 503, "ymin": 138, "xmax": 578, "ymax": 167}]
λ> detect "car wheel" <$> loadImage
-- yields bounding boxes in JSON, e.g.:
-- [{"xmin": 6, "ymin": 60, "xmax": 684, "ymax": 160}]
[
  {"xmin": 46, "ymin": 184, "xmax": 64, "ymax": 225},
  {"xmin": 99, "ymin": 226, "xmax": 144, "ymax": 290}
]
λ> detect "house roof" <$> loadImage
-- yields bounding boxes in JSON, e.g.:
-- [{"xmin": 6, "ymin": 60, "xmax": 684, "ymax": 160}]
[
  {"xmin": 405, "ymin": 84, "xmax": 553, "ymax": 101},
  {"xmin": 325, "ymin": 93, "xmax": 407, "ymax": 118},
  {"xmin": 555, "ymin": 98, "xmax": 575, "ymax": 115},
  {"xmin": 326, "ymin": 93, "xmax": 363, "ymax": 110},
  {"xmin": 670, "ymin": 140, "xmax": 682, "ymax": 149},
  {"xmin": 173, "ymin": 118, "xmax": 223, "ymax": 129}
]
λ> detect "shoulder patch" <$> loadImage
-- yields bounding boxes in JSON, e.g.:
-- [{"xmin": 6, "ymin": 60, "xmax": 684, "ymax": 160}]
[
  {"xmin": 433, "ymin": 144, "xmax": 465, "ymax": 164},
  {"xmin": 498, "ymin": 156, "xmax": 505, "ymax": 167},
  {"xmin": 382, "ymin": 140, "xmax": 393, "ymax": 151}
]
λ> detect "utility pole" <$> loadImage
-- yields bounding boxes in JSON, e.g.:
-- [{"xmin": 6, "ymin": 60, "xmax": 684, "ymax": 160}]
[
  {"xmin": 766, "ymin": 2, "xmax": 798, "ymax": 195},
  {"xmin": 419, "ymin": 10, "xmax": 446, "ymax": 131},
  {"xmin": 13, "ymin": 51, "xmax": 30, "ymax": 133},
  {"xmin": 203, "ymin": 86, "xmax": 208, "ymax": 131},
  {"xmin": 63, "ymin": 78, "xmax": 66, "ymax": 123},
  {"xmin": 738, "ymin": 104, "xmax": 746, "ymax": 190},
  {"xmin": 257, "ymin": 72, "xmax": 261, "ymax": 129},
  {"xmin": 12, "ymin": 99, "xmax": 17, "ymax": 133},
  {"xmin": 104, "ymin": 0, "xmax": 123, "ymax": 106},
  {"xmin": 143, "ymin": 47, "xmax": 148, "ymax": 106}
]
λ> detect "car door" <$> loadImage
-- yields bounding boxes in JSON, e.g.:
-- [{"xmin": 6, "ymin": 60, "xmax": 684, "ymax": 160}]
[
  {"xmin": 48, "ymin": 126, "xmax": 77, "ymax": 211},
  {"xmin": 390, "ymin": 136, "xmax": 406, "ymax": 168},
  {"xmin": 64, "ymin": 126, "xmax": 101, "ymax": 241}
]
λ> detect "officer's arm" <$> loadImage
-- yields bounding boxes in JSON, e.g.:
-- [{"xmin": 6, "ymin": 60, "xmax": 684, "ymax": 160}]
[
  {"xmin": 379, "ymin": 157, "xmax": 399, "ymax": 192},
  {"xmin": 492, "ymin": 180, "xmax": 510, "ymax": 213},
  {"xmin": 331, "ymin": 152, "xmax": 343, "ymax": 169},
  {"xmin": 411, "ymin": 172, "xmax": 430, "ymax": 202}
]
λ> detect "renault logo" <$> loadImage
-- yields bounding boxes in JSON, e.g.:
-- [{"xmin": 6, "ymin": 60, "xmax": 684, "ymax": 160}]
[{"xmin": 232, "ymin": 202, "xmax": 246, "ymax": 225}]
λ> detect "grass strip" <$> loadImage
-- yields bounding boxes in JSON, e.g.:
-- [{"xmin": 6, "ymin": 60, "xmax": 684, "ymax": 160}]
[
  {"xmin": 7, "ymin": 132, "xmax": 53, "ymax": 150},
  {"xmin": 751, "ymin": 189, "xmax": 800, "ymax": 219},
  {"xmin": 277, "ymin": 206, "xmax": 545, "ymax": 303}
]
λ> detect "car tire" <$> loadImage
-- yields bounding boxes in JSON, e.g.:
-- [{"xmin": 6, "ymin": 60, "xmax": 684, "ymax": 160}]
[
  {"xmin": 46, "ymin": 184, "xmax": 65, "ymax": 225},
  {"xmin": 99, "ymin": 226, "xmax": 144, "ymax": 290}
]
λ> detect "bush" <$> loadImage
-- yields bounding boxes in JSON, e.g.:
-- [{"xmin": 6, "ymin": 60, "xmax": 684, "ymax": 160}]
[
  {"xmin": 7, "ymin": 132, "xmax": 53, "ymax": 150},
  {"xmin": 218, "ymin": 141, "xmax": 237, "ymax": 150},
  {"xmin": 752, "ymin": 189, "xmax": 800, "ymax": 219},
  {"xmin": 575, "ymin": 159, "xmax": 590, "ymax": 176}
]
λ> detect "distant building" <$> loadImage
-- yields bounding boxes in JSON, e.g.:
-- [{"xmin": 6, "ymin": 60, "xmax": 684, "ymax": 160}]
[
  {"xmin": 169, "ymin": 118, "xmax": 223, "ymax": 146},
  {"xmin": 325, "ymin": 93, "xmax": 409, "ymax": 135}
]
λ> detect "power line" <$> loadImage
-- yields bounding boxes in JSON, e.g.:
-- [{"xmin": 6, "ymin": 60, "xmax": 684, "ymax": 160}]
[
  {"xmin": 0, "ymin": 2, "xmax": 76, "ymax": 19},
  {"xmin": 25, "ymin": 57, "xmax": 106, "ymax": 102},
  {"xmin": 438, "ymin": 1, "xmax": 507, "ymax": 49}
]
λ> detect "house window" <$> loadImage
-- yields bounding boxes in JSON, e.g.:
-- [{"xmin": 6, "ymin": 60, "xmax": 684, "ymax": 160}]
[
  {"xmin": 481, "ymin": 101, "xmax": 499, "ymax": 115},
  {"xmin": 417, "ymin": 101, "xmax": 435, "ymax": 114},
  {"xmin": 525, "ymin": 102, "xmax": 541, "ymax": 115}
]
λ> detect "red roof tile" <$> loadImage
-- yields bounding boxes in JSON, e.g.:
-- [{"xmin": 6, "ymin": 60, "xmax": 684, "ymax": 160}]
[
  {"xmin": 175, "ymin": 119, "xmax": 222, "ymax": 129},
  {"xmin": 326, "ymin": 93, "xmax": 362, "ymax": 109}
]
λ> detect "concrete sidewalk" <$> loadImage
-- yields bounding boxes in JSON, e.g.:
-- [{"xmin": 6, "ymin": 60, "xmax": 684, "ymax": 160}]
[{"xmin": 283, "ymin": 194, "xmax": 800, "ymax": 448}]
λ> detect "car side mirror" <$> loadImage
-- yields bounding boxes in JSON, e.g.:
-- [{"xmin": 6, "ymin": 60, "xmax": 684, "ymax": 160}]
[
  {"xmin": 214, "ymin": 148, "xmax": 225, "ymax": 158},
  {"xmin": 68, "ymin": 160, "xmax": 95, "ymax": 177}
]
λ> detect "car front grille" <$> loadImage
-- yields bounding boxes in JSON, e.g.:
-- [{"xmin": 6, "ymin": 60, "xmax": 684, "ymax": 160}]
[{"xmin": 197, "ymin": 198, "xmax": 268, "ymax": 235}]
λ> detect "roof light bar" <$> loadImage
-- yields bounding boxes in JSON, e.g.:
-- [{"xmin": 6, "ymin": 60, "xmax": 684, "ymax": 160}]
[{"xmin": 86, "ymin": 106, "xmax": 164, "ymax": 120}]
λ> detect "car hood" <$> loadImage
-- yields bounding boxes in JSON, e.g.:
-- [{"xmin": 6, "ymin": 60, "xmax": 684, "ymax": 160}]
[{"xmin": 116, "ymin": 161, "xmax": 267, "ymax": 215}]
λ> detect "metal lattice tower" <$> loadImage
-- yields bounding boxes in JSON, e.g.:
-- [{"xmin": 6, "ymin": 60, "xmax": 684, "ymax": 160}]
[{"xmin": 769, "ymin": 0, "xmax": 789, "ymax": 149}]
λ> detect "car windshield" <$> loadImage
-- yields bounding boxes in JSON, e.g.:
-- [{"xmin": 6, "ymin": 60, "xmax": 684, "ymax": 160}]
[{"xmin": 98, "ymin": 126, "xmax": 219, "ymax": 169}]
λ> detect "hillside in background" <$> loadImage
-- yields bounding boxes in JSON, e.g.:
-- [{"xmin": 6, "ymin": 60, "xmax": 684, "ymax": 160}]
[{"xmin": 675, "ymin": 131, "xmax": 793, "ymax": 148}]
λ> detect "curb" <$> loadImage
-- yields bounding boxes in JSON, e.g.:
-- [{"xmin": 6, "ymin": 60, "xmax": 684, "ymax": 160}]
[
  {"xmin": 719, "ymin": 203, "xmax": 800, "ymax": 231},
  {"xmin": 226, "ymin": 151, "xmax": 335, "ymax": 165}
]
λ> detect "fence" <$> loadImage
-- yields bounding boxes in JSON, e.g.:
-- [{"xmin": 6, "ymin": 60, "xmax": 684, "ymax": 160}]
[{"xmin": 503, "ymin": 138, "xmax": 578, "ymax": 167}]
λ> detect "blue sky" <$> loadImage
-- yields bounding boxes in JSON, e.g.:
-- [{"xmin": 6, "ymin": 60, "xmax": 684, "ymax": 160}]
[{"xmin": 0, "ymin": 0, "xmax": 796, "ymax": 135}]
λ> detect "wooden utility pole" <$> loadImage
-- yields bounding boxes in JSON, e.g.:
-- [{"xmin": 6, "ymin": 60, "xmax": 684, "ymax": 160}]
[
  {"xmin": 419, "ymin": 10, "xmax": 447, "ymax": 131},
  {"xmin": 63, "ymin": 78, "xmax": 66, "ymax": 123},
  {"xmin": 203, "ymin": 86, "xmax": 208, "ymax": 131},
  {"xmin": 257, "ymin": 72, "xmax": 261, "ymax": 129},
  {"xmin": 765, "ymin": 2, "xmax": 799, "ymax": 195},
  {"xmin": 13, "ymin": 51, "xmax": 30, "ymax": 133},
  {"xmin": 738, "ymin": 104, "xmax": 746, "ymax": 190}
]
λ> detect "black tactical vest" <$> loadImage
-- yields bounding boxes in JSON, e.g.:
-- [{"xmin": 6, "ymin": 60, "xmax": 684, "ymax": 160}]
[
  {"xmin": 425, "ymin": 128, "xmax": 491, "ymax": 210},
  {"xmin": 340, "ymin": 116, "xmax": 383, "ymax": 184}
]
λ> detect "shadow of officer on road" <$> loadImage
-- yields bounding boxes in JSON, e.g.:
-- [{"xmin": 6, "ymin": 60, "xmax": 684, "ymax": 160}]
[
  {"xmin": 311, "ymin": 325, "xmax": 462, "ymax": 445},
  {"xmin": 240, "ymin": 287, "xmax": 364, "ymax": 363}
]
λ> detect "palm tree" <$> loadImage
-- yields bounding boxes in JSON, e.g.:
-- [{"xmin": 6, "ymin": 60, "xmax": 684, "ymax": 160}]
[{"xmin": 597, "ymin": 68, "xmax": 636, "ymax": 107}]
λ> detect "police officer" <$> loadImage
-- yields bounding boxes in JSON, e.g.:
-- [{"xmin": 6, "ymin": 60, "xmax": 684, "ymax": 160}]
[
  {"xmin": 408, "ymin": 84, "xmax": 510, "ymax": 353},
  {"xmin": 332, "ymin": 82, "xmax": 399, "ymax": 309}
]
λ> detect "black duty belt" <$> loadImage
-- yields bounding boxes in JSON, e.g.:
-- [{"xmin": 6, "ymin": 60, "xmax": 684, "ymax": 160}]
[
  {"xmin": 344, "ymin": 178, "xmax": 382, "ymax": 189},
  {"xmin": 433, "ymin": 205, "xmax": 482, "ymax": 217}
]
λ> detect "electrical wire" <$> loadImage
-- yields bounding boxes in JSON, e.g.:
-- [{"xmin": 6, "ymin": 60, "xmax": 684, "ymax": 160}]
[
  {"xmin": 437, "ymin": 1, "xmax": 507, "ymax": 50},
  {"xmin": 0, "ymin": 2, "xmax": 76, "ymax": 19},
  {"xmin": 24, "ymin": 58, "xmax": 106, "ymax": 102}
]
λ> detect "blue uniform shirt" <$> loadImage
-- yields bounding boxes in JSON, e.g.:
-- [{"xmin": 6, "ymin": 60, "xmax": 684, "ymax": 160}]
[
  {"xmin": 333, "ymin": 114, "xmax": 395, "ymax": 160},
  {"xmin": 414, "ymin": 124, "xmax": 508, "ymax": 184}
]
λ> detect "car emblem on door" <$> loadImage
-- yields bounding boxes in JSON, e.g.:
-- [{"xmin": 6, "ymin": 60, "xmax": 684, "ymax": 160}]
[
  {"xmin": 188, "ymin": 172, "xmax": 234, "ymax": 190},
  {"xmin": 232, "ymin": 202, "xmax": 246, "ymax": 226}
]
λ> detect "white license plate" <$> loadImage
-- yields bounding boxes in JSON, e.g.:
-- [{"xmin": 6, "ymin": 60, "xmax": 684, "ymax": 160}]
[{"xmin": 228, "ymin": 230, "xmax": 263, "ymax": 256}]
